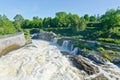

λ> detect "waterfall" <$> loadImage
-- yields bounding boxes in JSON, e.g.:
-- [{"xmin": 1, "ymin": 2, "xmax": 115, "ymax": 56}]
[
  {"xmin": 53, "ymin": 38, "xmax": 58, "ymax": 44},
  {"xmin": 71, "ymin": 47, "xmax": 79, "ymax": 55},
  {"xmin": 70, "ymin": 44, "xmax": 74, "ymax": 51},
  {"xmin": 62, "ymin": 40, "xmax": 69, "ymax": 50}
]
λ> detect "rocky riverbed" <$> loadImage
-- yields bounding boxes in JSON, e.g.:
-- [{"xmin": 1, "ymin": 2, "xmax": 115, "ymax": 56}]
[{"xmin": 0, "ymin": 39, "xmax": 120, "ymax": 80}]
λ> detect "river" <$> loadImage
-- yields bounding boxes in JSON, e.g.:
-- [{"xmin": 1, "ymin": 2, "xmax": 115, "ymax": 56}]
[{"xmin": 0, "ymin": 39, "xmax": 120, "ymax": 80}]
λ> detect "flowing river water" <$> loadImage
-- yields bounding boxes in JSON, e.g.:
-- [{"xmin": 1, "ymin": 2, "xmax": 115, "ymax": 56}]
[{"xmin": 0, "ymin": 39, "xmax": 120, "ymax": 80}]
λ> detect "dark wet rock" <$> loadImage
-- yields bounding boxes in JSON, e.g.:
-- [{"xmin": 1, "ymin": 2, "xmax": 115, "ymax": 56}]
[
  {"xmin": 113, "ymin": 58, "xmax": 120, "ymax": 64},
  {"xmin": 61, "ymin": 51, "xmax": 99, "ymax": 75},
  {"xmin": 88, "ymin": 54, "xmax": 107, "ymax": 64},
  {"xmin": 89, "ymin": 74, "xmax": 108, "ymax": 80},
  {"xmin": 56, "ymin": 38, "xmax": 64, "ymax": 46},
  {"xmin": 32, "ymin": 32, "xmax": 56, "ymax": 41},
  {"xmin": 78, "ymin": 50, "xmax": 107, "ymax": 64},
  {"xmin": 71, "ymin": 56, "xmax": 99, "ymax": 75},
  {"xmin": 78, "ymin": 50, "xmax": 88, "ymax": 57}
]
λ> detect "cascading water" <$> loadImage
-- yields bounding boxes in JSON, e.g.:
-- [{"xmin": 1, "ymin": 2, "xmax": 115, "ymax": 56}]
[
  {"xmin": 62, "ymin": 40, "xmax": 69, "ymax": 49},
  {"xmin": 70, "ymin": 44, "xmax": 74, "ymax": 51},
  {"xmin": 0, "ymin": 40, "xmax": 85, "ymax": 80},
  {"xmin": 52, "ymin": 38, "xmax": 58, "ymax": 44},
  {"xmin": 71, "ymin": 47, "xmax": 79, "ymax": 55}
]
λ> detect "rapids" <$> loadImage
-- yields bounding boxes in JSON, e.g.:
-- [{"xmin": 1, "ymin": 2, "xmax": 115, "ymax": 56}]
[
  {"xmin": 0, "ymin": 39, "xmax": 120, "ymax": 80},
  {"xmin": 0, "ymin": 40, "xmax": 84, "ymax": 80}
]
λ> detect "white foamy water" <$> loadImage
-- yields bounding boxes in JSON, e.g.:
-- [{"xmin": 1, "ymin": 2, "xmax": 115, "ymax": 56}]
[
  {"xmin": 0, "ymin": 40, "xmax": 84, "ymax": 80},
  {"xmin": 0, "ymin": 39, "xmax": 120, "ymax": 80}
]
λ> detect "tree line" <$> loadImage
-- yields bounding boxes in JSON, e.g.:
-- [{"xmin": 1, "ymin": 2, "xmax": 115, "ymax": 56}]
[{"xmin": 0, "ymin": 8, "xmax": 120, "ymax": 41}]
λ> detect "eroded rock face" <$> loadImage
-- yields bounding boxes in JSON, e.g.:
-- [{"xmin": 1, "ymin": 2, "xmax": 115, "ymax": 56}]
[{"xmin": 61, "ymin": 51, "xmax": 99, "ymax": 75}]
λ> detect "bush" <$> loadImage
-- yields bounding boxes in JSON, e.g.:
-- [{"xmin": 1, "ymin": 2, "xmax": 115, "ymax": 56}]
[
  {"xmin": 30, "ymin": 28, "xmax": 40, "ymax": 34},
  {"xmin": 24, "ymin": 29, "xmax": 30, "ymax": 39},
  {"xmin": 83, "ymin": 48, "xmax": 87, "ymax": 53},
  {"xmin": 98, "ymin": 38, "xmax": 120, "ymax": 44},
  {"xmin": 97, "ymin": 47, "xmax": 105, "ymax": 51},
  {"xmin": 103, "ymin": 51, "xmax": 113, "ymax": 62}
]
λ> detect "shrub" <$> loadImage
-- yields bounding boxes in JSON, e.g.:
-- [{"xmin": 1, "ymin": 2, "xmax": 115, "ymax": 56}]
[
  {"xmin": 83, "ymin": 48, "xmax": 87, "ymax": 53},
  {"xmin": 24, "ymin": 29, "xmax": 30, "ymax": 39},
  {"xmin": 102, "ymin": 50, "xmax": 113, "ymax": 62},
  {"xmin": 98, "ymin": 38, "xmax": 120, "ymax": 44},
  {"xmin": 97, "ymin": 47, "xmax": 105, "ymax": 51},
  {"xmin": 30, "ymin": 28, "xmax": 40, "ymax": 34}
]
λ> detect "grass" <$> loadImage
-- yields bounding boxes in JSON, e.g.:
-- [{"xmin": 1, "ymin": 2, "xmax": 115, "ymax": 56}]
[{"xmin": 98, "ymin": 38, "xmax": 120, "ymax": 45}]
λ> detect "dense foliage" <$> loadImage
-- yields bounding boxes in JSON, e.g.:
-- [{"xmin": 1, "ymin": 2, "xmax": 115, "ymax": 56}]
[{"xmin": 0, "ymin": 8, "xmax": 120, "ymax": 44}]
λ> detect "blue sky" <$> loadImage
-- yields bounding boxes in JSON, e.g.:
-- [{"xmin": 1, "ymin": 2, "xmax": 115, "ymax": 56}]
[{"xmin": 0, "ymin": 0, "xmax": 120, "ymax": 20}]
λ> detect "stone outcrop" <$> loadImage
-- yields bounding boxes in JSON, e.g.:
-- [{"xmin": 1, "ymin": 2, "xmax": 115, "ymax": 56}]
[
  {"xmin": 61, "ymin": 51, "xmax": 99, "ymax": 75},
  {"xmin": 0, "ymin": 32, "xmax": 26, "ymax": 56},
  {"xmin": 78, "ymin": 50, "xmax": 107, "ymax": 64},
  {"xmin": 113, "ymin": 58, "xmax": 120, "ymax": 64},
  {"xmin": 88, "ymin": 54, "xmax": 107, "ymax": 64},
  {"xmin": 90, "ymin": 74, "xmax": 108, "ymax": 80},
  {"xmin": 56, "ymin": 38, "xmax": 64, "ymax": 46},
  {"xmin": 32, "ymin": 32, "xmax": 56, "ymax": 41}
]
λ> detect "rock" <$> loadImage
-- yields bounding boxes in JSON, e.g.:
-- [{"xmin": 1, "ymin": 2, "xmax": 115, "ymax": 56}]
[
  {"xmin": 113, "ymin": 58, "xmax": 120, "ymax": 64},
  {"xmin": 90, "ymin": 74, "xmax": 108, "ymax": 80},
  {"xmin": 70, "ymin": 56, "xmax": 99, "ymax": 75},
  {"xmin": 56, "ymin": 38, "xmax": 64, "ymax": 46},
  {"xmin": 78, "ymin": 49, "xmax": 107, "ymax": 64},
  {"xmin": 32, "ymin": 32, "xmax": 56, "ymax": 41},
  {"xmin": 61, "ymin": 51, "xmax": 99, "ymax": 75},
  {"xmin": 88, "ymin": 54, "xmax": 107, "ymax": 64}
]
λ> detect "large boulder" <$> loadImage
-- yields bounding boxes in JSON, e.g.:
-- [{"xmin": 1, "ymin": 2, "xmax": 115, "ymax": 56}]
[
  {"xmin": 61, "ymin": 51, "xmax": 99, "ymax": 75},
  {"xmin": 32, "ymin": 32, "xmax": 56, "ymax": 41}
]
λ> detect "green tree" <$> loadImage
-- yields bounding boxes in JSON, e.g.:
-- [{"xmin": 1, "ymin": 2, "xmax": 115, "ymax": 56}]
[
  {"xmin": 67, "ymin": 14, "xmax": 86, "ymax": 33},
  {"xmin": 42, "ymin": 17, "xmax": 52, "ymax": 28},
  {"xmin": 101, "ymin": 9, "xmax": 120, "ymax": 37},
  {"xmin": 56, "ymin": 12, "xmax": 67, "ymax": 17},
  {"xmin": 33, "ymin": 16, "xmax": 39, "ymax": 20},
  {"xmin": 13, "ymin": 14, "xmax": 24, "ymax": 31},
  {"xmin": 22, "ymin": 19, "xmax": 31, "ymax": 29},
  {"xmin": 55, "ymin": 12, "xmax": 68, "ymax": 27},
  {"xmin": 90, "ymin": 15, "xmax": 97, "ymax": 22},
  {"xmin": 0, "ymin": 15, "xmax": 16, "ymax": 35},
  {"xmin": 83, "ymin": 14, "xmax": 89, "ymax": 22}
]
